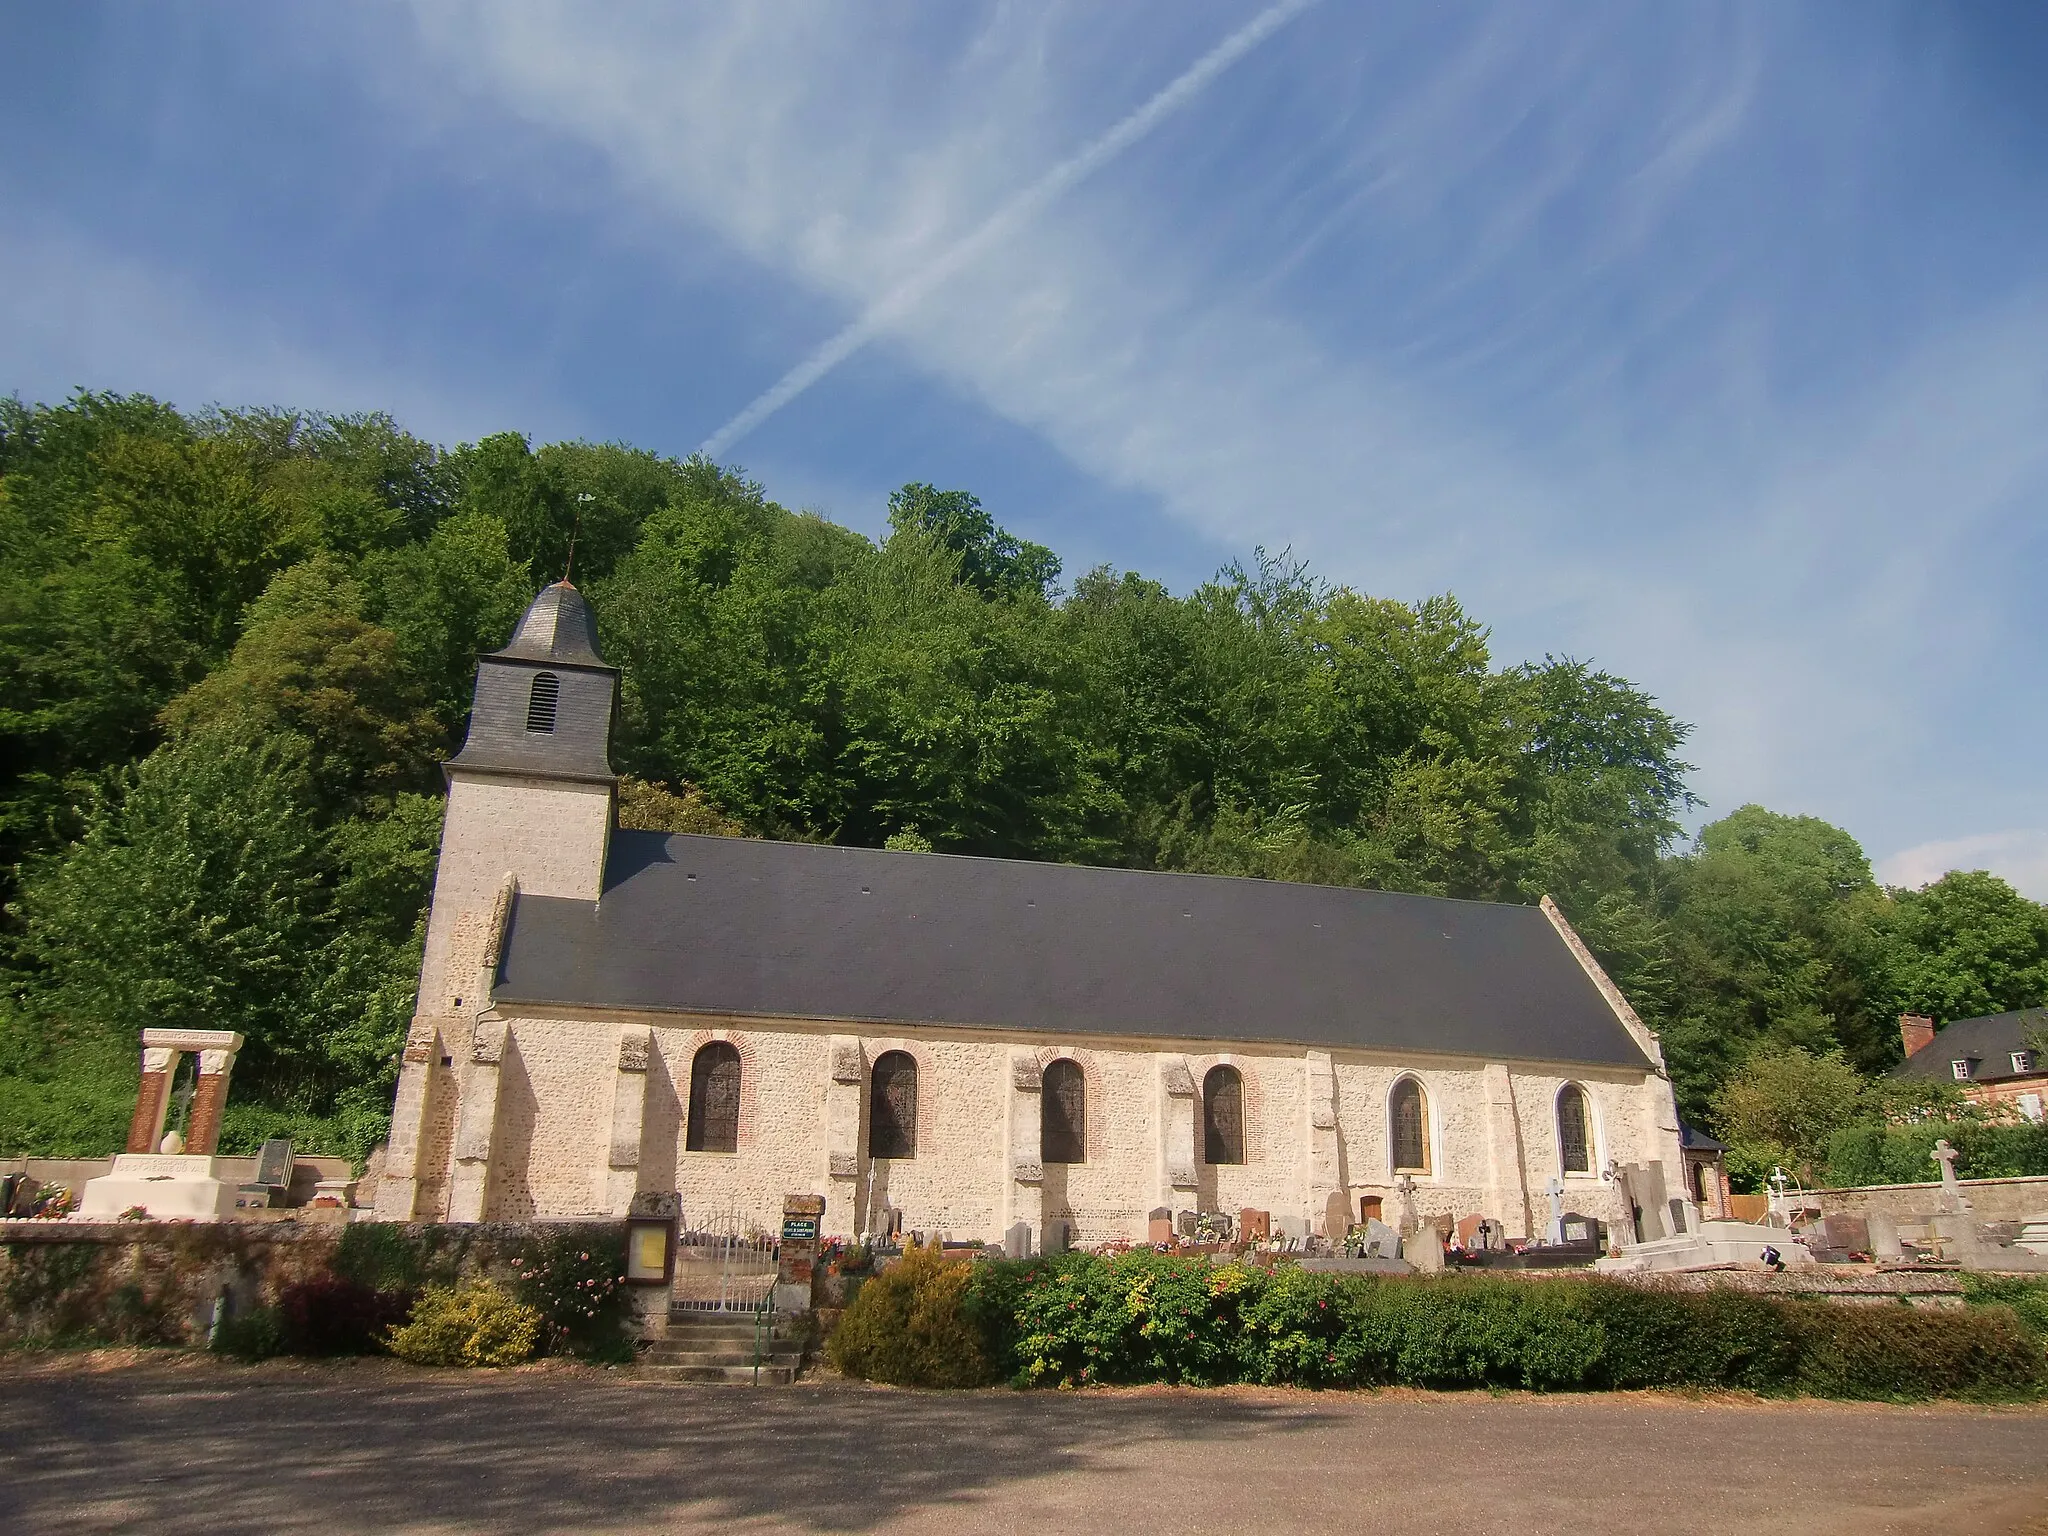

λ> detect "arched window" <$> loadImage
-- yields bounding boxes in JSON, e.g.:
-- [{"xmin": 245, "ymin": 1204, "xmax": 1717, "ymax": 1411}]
[
  {"xmin": 685, "ymin": 1042, "xmax": 741, "ymax": 1153},
  {"xmin": 525, "ymin": 671, "xmax": 560, "ymax": 733},
  {"xmin": 1390, "ymin": 1077, "xmax": 1430, "ymax": 1174},
  {"xmin": 1557, "ymin": 1083, "xmax": 1592, "ymax": 1175},
  {"xmin": 1202, "ymin": 1065, "xmax": 1244, "ymax": 1165},
  {"xmin": 1041, "ymin": 1058, "xmax": 1086, "ymax": 1165},
  {"xmin": 869, "ymin": 1051, "xmax": 918, "ymax": 1160}
]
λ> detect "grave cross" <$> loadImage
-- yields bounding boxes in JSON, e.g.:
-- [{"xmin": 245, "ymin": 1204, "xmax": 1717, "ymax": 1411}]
[
  {"xmin": 1930, "ymin": 1138, "xmax": 1973, "ymax": 1213},
  {"xmin": 1544, "ymin": 1177, "xmax": 1566, "ymax": 1246}
]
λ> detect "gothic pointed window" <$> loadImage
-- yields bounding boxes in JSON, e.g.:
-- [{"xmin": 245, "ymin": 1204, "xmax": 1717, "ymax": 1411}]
[
  {"xmin": 1203, "ymin": 1064, "xmax": 1244, "ymax": 1165},
  {"xmin": 526, "ymin": 671, "xmax": 560, "ymax": 733},
  {"xmin": 869, "ymin": 1051, "xmax": 917, "ymax": 1160},
  {"xmin": 1041, "ymin": 1058, "xmax": 1086, "ymax": 1165},
  {"xmin": 686, "ymin": 1042, "xmax": 740, "ymax": 1153},
  {"xmin": 1557, "ymin": 1083, "xmax": 1592, "ymax": 1175},
  {"xmin": 1390, "ymin": 1076, "xmax": 1430, "ymax": 1174}
]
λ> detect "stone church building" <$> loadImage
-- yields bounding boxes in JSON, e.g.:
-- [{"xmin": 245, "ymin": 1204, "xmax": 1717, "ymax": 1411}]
[{"xmin": 375, "ymin": 582, "xmax": 1689, "ymax": 1247}]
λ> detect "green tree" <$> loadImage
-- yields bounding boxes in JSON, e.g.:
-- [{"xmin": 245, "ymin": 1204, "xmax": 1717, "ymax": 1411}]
[
  {"xmin": 1711, "ymin": 1048, "xmax": 1870, "ymax": 1184},
  {"xmin": 886, "ymin": 483, "xmax": 1061, "ymax": 601},
  {"xmin": 1883, "ymin": 870, "xmax": 2048, "ymax": 1024}
]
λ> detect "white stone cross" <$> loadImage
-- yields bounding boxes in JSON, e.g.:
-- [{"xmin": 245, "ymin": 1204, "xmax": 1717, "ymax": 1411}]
[
  {"xmin": 1544, "ymin": 1177, "xmax": 1566, "ymax": 1245},
  {"xmin": 1931, "ymin": 1138, "xmax": 1973, "ymax": 1213}
]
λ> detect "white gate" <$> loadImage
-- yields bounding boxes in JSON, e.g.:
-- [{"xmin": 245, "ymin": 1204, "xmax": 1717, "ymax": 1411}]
[{"xmin": 671, "ymin": 1208, "xmax": 778, "ymax": 1312}]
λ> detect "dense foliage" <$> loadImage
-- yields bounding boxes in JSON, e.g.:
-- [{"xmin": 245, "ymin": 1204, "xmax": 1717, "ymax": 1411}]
[
  {"xmin": 827, "ymin": 1251, "xmax": 2045, "ymax": 1401},
  {"xmin": 2, "ymin": 389, "xmax": 2043, "ymax": 1163}
]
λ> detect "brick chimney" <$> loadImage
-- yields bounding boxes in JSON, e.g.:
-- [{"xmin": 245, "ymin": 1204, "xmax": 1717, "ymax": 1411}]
[{"xmin": 1899, "ymin": 1014, "xmax": 1936, "ymax": 1058}]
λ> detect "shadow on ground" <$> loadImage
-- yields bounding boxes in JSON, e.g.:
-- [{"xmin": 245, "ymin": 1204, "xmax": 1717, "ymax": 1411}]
[{"xmin": 0, "ymin": 1362, "xmax": 1334, "ymax": 1534}]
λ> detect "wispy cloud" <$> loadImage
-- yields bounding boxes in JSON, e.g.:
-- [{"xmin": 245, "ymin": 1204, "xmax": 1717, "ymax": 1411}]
[
  {"xmin": 1879, "ymin": 831, "xmax": 2048, "ymax": 902},
  {"xmin": 701, "ymin": 0, "xmax": 1319, "ymax": 457}
]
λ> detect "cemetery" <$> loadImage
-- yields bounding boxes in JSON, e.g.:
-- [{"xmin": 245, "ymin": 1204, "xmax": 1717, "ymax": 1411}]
[{"xmin": 4, "ymin": 579, "xmax": 2045, "ymax": 1399}]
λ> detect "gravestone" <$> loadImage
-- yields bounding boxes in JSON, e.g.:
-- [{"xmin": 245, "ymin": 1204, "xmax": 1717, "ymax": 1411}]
[
  {"xmin": 237, "ymin": 1137, "xmax": 294, "ymax": 1211},
  {"xmin": 1176, "ymin": 1209, "xmax": 1199, "ymax": 1238},
  {"xmin": 1820, "ymin": 1213, "xmax": 1870, "ymax": 1257},
  {"xmin": 1043, "ymin": 1218, "xmax": 1074, "ymax": 1255},
  {"xmin": 1239, "ymin": 1208, "xmax": 1271, "ymax": 1243},
  {"xmin": 1401, "ymin": 1221, "xmax": 1443, "ymax": 1272},
  {"xmin": 1005, "ymin": 1220, "xmax": 1033, "ymax": 1260},
  {"xmin": 1323, "ymin": 1190, "xmax": 1352, "ymax": 1239},
  {"xmin": 1866, "ymin": 1211, "xmax": 1903, "ymax": 1259},
  {"xmin": 1558, "ymin": 1212, "xmax": 1599, "ymax": 1247},
  {"xmin": 1148, "ymin": 1206, "xmax": 1174, "ymax": 1245},
  {"xmin": 2, "ymin": 1174, "xmax": 39, "ymax": 1219},
  {"xmin": 1473, "ymin": 1218, "xmax": 1506, "ymax": 1253},
  {"xmin": 1544, "ymin": 1177, "xmax": 1567, "ymax": 1245},
  {"xmin": 1358, "ymin": 1217, "xmax": 1401, "ymax": 1260},
  {"xmin": 1932, "ymin": 1139, "xmax": 1973, "ymax": 1213}
]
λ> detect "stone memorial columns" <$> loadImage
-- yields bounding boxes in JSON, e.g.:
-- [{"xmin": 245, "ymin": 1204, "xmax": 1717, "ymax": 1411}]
[
  {"xmin": 185, "ymin": 1046, "xmax": 238, "ymax": 1156},
  {"xmin": 125, "ymin": 1043, "xmax": 179, "ymax": 1154},
  {"xmin": 121, "ymin": 1030, "xmax": 243, "ymax": 1155}
]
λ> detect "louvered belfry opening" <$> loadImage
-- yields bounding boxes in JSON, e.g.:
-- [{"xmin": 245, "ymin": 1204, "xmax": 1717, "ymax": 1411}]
[
  {"xmin": 1041, "ymin": 1058, "xmax": 1086, "ymax": 1164},
  {"xmin": 1203, "ymin": 1064, "xmax": 1245, "ymax": 1164},
  {"xmin": 868, "ymin": 1050, "xmax": 917, "ymax": 1159},
  {"xmin": 1391, "ymin": 1077, "xmax": 1430, "ymax": 1173},
  {"xmin": 686, "ymin": 1041, "xmax": 741, "ymax": 1153},
  {"xmin": 525, "ymin": 671, "xmax": 561, "ymax": 733},
  {"xmin": 1557, "ymin": 1083, "xmax": 1592, "ymax": 1174}
]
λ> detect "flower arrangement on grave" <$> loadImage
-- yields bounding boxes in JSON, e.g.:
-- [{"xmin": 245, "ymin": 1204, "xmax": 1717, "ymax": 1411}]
[
  {"xmin": 30, "ymin": 1184, "xmax": 74, "ymax": 1219},
  {"xmin": 116, "ymin": 1205, "xmax": 149, "ymax": 1222}
]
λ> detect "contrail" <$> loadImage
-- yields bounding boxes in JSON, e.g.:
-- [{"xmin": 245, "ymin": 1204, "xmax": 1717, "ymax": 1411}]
[{"xmin": 699, "ymin": 0, "xmax": 1319, "ymax": 459}]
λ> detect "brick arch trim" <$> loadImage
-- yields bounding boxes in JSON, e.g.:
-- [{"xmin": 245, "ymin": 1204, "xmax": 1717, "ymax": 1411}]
[
  {"xmin": 1033, "ymin": 1046, "xmax": 1104, "ymax": 1162},
  {"xmin": 864, "ymin": 1037, "xmax": 933, "ymax": 1156},
  {"xmin": 1190, "ymin": 1052, "xmax": 1266, "ymax": 1164},
  {"xmin": 678, "ymin": 1028, "xmax": 761, "ymax": 1150}
]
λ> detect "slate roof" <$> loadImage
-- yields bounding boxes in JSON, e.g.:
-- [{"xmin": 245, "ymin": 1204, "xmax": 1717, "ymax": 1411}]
[
  {"xmin": 1679, "ymin": 1122, "xmax": 1726, "ymax": 1153},
  {"xmin": 493, "ymin": 581, "xmax": 607, "ymax": 668},
  {"xmin": 491, "ymin": 831, "xmax": 1656, "ymax": 1069},
  {"xmin": 1890, "ymin": 1008, "xmax": 2048, "ymax": 1083}
]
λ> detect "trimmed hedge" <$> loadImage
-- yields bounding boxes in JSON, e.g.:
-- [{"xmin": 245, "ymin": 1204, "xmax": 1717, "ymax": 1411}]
[{"xmin": 827, "ymin": 1252, "xmax": 2045, "ymax": 1401}]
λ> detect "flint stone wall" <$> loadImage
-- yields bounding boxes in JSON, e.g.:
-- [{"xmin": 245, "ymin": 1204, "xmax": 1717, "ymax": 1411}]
[{"xmin": 0, "ymin": 1219, "xmax": 638, "ymax": 1348}]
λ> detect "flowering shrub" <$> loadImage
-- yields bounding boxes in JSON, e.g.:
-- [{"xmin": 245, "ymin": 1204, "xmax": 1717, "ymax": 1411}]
[
  {"xmin": 386, "ymin": 1281, "xmax": 542, "ymax": 1367},
  {"xmin": 507, "ymin": 1230, "xmax": 634, "ymax": 1362}
]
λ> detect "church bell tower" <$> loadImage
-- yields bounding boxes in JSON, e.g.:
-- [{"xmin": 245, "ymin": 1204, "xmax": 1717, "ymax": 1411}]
[{"xmin": 377, "ymin": 580, "xmax": 618, "ymax": 1220}]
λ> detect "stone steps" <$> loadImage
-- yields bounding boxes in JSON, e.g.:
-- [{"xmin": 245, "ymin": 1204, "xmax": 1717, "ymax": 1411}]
[
  {"xmin": 644, "ymin": 1311, "xmax": 808, "ymax": 1383},
  {"xmin": 640, "ymin": 1361, "xmax": 799, "ymax": 1385}
]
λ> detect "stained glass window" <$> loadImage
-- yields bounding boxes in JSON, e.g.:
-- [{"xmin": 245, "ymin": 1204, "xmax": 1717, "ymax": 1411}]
[
  {"xmin": 686, "ymin": 1042, "xmax": 740, "ymax": 1153},
  {"xmin": 1203, "ymin": 1065, "xmax": 1244, "ymax": 1165},
  {"xmin": 869, "ymin": 1051, "xmax": 917, "ymax": 1159},
  {"xmin": 1042, "ymin": 1058, "xmax": 1086, "ymax": 1164},
  {"xmin": 1391, "ymin": 1077, "xmax": 1429, "ymax": 1173},
  {"xmin": 1557, "ymin": 1084, "xmax": 1592, "ymax": 1174}
]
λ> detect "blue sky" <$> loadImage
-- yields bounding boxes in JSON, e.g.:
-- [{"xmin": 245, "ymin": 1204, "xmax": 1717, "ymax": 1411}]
[{"xmin": 4, "ymin": 2, "xmax": 2045, "ymax": 894}]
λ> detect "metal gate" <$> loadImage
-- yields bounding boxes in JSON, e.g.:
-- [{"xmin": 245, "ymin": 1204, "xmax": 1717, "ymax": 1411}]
[{"xmin": 671, "ymin": 1208, "xmax": 778, "ymax": 1312}]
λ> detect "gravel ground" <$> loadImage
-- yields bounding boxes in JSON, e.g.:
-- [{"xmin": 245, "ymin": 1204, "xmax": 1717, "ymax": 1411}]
[{"xmin": 1, "ymin": 1352, "xmax": 2044, "ymax": 1534}]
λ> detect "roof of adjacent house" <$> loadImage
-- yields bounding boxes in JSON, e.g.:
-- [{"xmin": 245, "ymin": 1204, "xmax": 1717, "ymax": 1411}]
[
  {"xmin": 1890, "ymin": 1008, "xmax": 2048, "ymax": 1083},
  {"xmin": 490, "ymin": 831, "xmax": 1657, "ymax": 1069},
  {"xmin": 1679, "ymin": 1122, "xmax": 1726, "ymax": 1153}
]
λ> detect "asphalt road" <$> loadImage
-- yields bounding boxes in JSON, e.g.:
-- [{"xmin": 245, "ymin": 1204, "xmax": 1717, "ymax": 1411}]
[{"xmin": 2, "ymin": 1355, "xmax": 2045, "ymax": 1535}]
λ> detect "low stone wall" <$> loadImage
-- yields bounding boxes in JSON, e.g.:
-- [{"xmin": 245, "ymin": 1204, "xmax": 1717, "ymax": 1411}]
[
  {"xmin": 1630, "ymin": 1267, "xmax": 1968, "ymax": 1308},
  {"xmin": 0, "ymin": 1218, "xmax": 649, "ymax": 1348},
  {"xmin": 3, "ymin": 1155, "xmax": 359, "ymax": 1211},
  {"xmin": 1808, "ymin": 1176, "xmax": 2048, "ymax": 1224}
]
